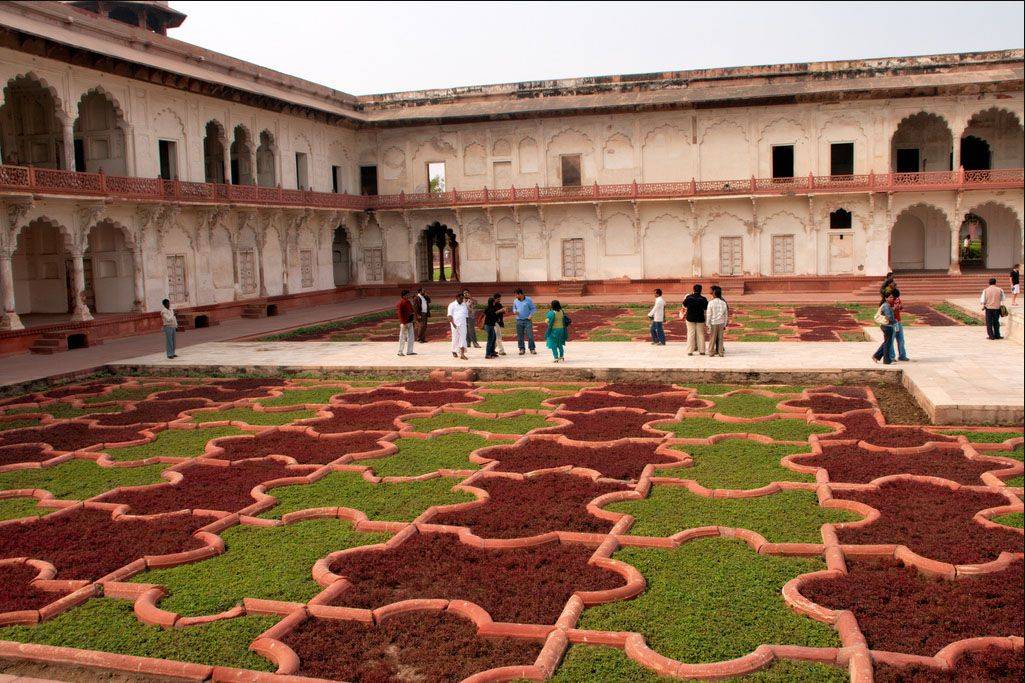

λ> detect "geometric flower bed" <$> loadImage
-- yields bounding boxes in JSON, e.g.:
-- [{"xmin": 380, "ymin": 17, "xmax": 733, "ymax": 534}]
[
  {"xmin": 0, "ymin": 375, "xmax": 1021, "ymax": 681},
  {"xmin": 258, "ymin": 302, "xmax": 972, "ymax": 343}
]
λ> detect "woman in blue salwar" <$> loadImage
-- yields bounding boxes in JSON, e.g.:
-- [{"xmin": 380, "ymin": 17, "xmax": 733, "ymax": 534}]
[{"xmin": 545, "ymin": 300, "xmax": 570, "ymax": 363}]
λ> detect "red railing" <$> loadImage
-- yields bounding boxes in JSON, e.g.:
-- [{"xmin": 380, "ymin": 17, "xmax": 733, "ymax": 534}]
[{"xmin": 0, "ymin": 165, "xmax": 1020, "ymax": 212}]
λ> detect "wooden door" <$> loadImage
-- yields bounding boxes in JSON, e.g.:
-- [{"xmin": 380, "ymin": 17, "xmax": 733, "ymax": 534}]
[
  {"xmin": 497, "ymin": 245, "xmax": 518, "ymax": 281},
  {"xmin": 719, "ymin": 236, "xmax": 743, "ymax": 276},
  {"xmin": 771, "ymin": 235, "xmax": 795, "ymax": 274},
  {"xmin": 561, "ymin": 238, "xmax": 585, "ymax": 279}
]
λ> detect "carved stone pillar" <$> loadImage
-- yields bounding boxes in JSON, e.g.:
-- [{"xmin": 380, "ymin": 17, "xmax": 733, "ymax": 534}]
[
  {"xmin": 62, "ymin": 120, "xmax": 75, "ymax": 171},
  {"xmin": 131, "ymin": 247, "xmax": 145, "ymax": 311},
  {"xmin": 0, "ymin": 251, "xmax": 23, "ymax": 330},
  {"xmin": 690, "ymin": 230, "xmax": 703, "ymax": 277},
  {"xmin": 948, "ymin": 227, "xmax": 962, "ymax": 275},
  {"xmin": 69, "ymin": 251, "xmax": 93, "ymax": 321}
]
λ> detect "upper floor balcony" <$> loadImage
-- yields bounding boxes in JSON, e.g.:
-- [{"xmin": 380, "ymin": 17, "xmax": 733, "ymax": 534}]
[{"xmin": 0, "ymin": 164, "xmax": 1022, "ymax": 213}]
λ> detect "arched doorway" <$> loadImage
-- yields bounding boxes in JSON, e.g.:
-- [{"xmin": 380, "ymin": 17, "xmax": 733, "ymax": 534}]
[
  {"xmin": 890, "ymin": 205, "xmax": 950, "ymax": 272},
  {"xmin": 961, "ymin": 108, "xmax": 1024, "ymax": 170},
  {"xmin": 230, "ymin": 125, "xmax": 254, "ymax": 185},
  {"xmin": 256, "ymin": 130, "xmax": 276, "ymax": 187},
  {"xmin": 0, "ymin": 74, "xmax": 68, "ymax": 169},
  {"xmin": 891, "ymin": 112, "xmax": 953, "ymax": 173},
  {"xmin": 417, "ymin": 222, "xmax": 459, "ymax": 282},
  {"xmin": 73, "ymin": 89, "xmax": 127, "ymax": 175},
  {"xmin": 85, "ymin": 221, "xmax": 136, "ymax": 312},
  {"xmin": 958, "ymin": 213, "xmax": 986, "ymax": 269},
  {"xmin": 203, "ymin": 120, "xmax": 227, "ymax": 184},
  {"xmin": 332, "ymin": 226, "xmax": 351, "ymax": 286},
  {"xmin": 962, "ymin": 203, "xmax": 1023, "ymax": 270},
  {"xmin": 11, "ymin": 218, "xmax": 73, "ymax": 323}
]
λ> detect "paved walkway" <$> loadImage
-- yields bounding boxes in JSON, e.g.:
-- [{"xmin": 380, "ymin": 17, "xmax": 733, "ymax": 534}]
[
  {"xmin": 0, "ymin": 297, "xmax": 391, "ymax": 387},
  {"xmin": 110, "ymin": 325, "xmax": 1023, "ymax": 425}
]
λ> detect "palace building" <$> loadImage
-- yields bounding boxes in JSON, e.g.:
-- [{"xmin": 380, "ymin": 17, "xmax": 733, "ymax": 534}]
[{"xmin": 0, "ymin": 1, "xmax": 1022, "ymax": 351}]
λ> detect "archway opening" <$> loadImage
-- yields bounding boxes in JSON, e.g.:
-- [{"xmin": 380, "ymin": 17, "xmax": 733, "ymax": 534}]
[
  {"xmin": 890, "ymin": 205, "xmax": 950, "ymax": 272},
  {"xmin": 256, "ymin": 130, "xmax": 276, "ymax": 187},
  {"xmin": 418, "ymin": 222, "xmax": 459, "ymax": 282},
  {"xmin": 332, "ymin": 226, "xmax": 352, "ymax": 286},
  {"xmin": 891, "ymin": 112, "xmax": 953, "ymax": 173},
  {"xmin": 73, "ymin": 90, "xmax": 127, "ymax": 174},
  {"xmin": 203, "ymin": 120, "xmax": 226, "ymax": 184},
  {"xmin": 962, "ymin": 108, "xmax": 1024, "ymax": 170},
  {"xmin": 230, "ymin": 125, "xmax": 254, "ymax": 185},
  {"xmin": 85, "ymin": 220, "xmax": 135, "ymax": 313},
  {"xmin": 958, "ymin": 213, "xmax": 986, "ymax": 269},
  {"xmin": 12, "ymin": 218, "xmax": 73, "ymax": 325},
  {"xmin": 0, "ymin": 75, "xmax": 66, "ymax": 169},
  {"xmin": 960, "ymin": 136, "xmax": 991, "ymax": 172},
  {"xmin": 962, "ymin": 203, "xmax": 1023, "ymax": 270}
]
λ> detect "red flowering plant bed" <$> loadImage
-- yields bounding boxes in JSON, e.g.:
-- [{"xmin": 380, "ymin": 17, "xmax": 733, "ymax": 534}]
[{"xmin": 0, "ymin": 374, "xmax": 1021, "ymax": 681}]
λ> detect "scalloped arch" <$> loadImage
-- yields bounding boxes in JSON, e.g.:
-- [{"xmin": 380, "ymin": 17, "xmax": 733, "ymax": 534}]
[{"xmin": 2, "ymin": 72, "xmax": 68, "ymax": 122}]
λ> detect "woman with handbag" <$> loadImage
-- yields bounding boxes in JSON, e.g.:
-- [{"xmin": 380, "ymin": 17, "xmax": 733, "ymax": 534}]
[
  {"xmin": 871, "ymin": 294, "xmax": 897, "ymax": 364},
  {"xmin": 545, "ymin": 300, "xmax": 570, "ymax": 363}
]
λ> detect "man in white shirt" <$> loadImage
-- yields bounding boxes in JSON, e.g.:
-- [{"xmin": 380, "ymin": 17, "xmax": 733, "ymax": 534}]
[
  {"xmin": 648, "ymin": 288, "xmax": 666, "ymax": 345},
  {"xmin": 160, "ymin": 298, "xmax": 178, "ymax": 359},
  {"xmin": 447, "ymin": 292, "xmax": 470, "ymax": 359}
]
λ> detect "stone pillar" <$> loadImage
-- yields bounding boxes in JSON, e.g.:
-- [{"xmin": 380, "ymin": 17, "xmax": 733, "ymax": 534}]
[
  {"xmin": 449, "ymin": 234, "xmax": 460, "ymax": 281},
  {"xmin": 436, "ymin": 237, "xmax": 447, "ymax": 282},
  {"xmin": 0, "ymin": 251, "xmax": 23, "ymax": 330},
  {"xmin": 62, "ymin": 120, "xmax": 75, "ymax": 171},
  {"xmin": 690, "ymin": 231, "xmax": 702, "ymax": 277},
  {"xmin": 131, "ymin": 247, "xmax": 145, "ymax": 311},
  {"xmin": 68, "ymin": 251, "xmax": 93, "ymax": 321},
  {"xmin": 948, "ymin": 227, "xmax": 962, "ymax": 275}
]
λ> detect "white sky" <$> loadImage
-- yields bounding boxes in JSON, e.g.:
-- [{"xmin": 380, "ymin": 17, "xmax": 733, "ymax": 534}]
[{"xmin": 170, "ymin": 1, "xmax": 1025, "ymax": 96}]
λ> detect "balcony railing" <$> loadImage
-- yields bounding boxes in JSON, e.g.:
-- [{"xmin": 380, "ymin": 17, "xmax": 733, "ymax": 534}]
[{"xmin": 0, "ymin": 165, "xmax": 1021, "ymax": 212}]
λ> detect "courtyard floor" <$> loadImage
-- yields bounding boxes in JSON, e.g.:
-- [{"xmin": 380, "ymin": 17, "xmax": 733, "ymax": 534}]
[{"xmin": 0, "ymin": 375, "xmax": 1021, "ymax": 681}]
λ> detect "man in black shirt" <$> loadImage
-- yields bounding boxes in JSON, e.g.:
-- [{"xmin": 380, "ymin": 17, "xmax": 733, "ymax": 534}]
[
  {"xmin": 683, "ymin": 284, "xmax": 709, "ymax": 356},
  {"xmin": 1011, "ymin": 264, "xmax": 1020, "ymax": 306}
]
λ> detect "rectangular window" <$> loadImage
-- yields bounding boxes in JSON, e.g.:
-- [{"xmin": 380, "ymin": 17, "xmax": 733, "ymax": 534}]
[
  {"xmin": 896, "ymin": 148, "xmax": 920, "ymax": 173},
  {"xmin": 560, "ymin": 154, "xmax": 582, "ymax": 187},
  {"xmin": 771, "ymin": 145, "xmax": 794, "ymax": 179},
  {"xmin": 158, "ymin": 140, "xmax": 178, "ymax": 180},
  {"xmin": 332, "ymin": 165, "xmax": 345, "ymax": 193},
  {"xmin": 299, "ymin": 249, "xmax": 314, "ymax": 288},
  {"xmin": 238, "ymin": 249, "xmax": 257, "ymax": 294},
  {"xmin": 830, "ymin": 143, "xmax": 854, "ymax": 176},
  {"xmin": 771, "ymin": 235, "xmax": 796, "ymax": 274},
  {"xmin": 166, "ymin": 254, "xmax": 188, "ymax": 303},
  {"xmin": 294, "ymin": 152, "xmax": 309, "ymax": 190},
  {"xmin": 359, "ymin": 165, "xmax": 378, "ymax": 195},
  {"xmin": 427, "ymin": 162, "xmax": 446, "ymax": 192},
  {"xmin": 73, "ymin": 139, "xmax": 86, "ymax": 172}
]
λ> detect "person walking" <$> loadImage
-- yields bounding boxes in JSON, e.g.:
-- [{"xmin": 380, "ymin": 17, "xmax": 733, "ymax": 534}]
[
  {"xmin": 513, "ymin": 289, "xmax": 538, "ymax": 355},
  {"xmin": 447, "ymin": 291, "xmax": 470, "ymax": 359},
  {"xmin": 483, "ymin": 293, "xmax": 503, "ymax": 359},
  {"xmin": 879, "ymin": 272, "xmax": 896, "ymax": 301},
  {"xmin": 414, "ymin": 287, "xmax": 431, "ymax": 343},
  {"xmin": 871, "ymin": 293, "xmax": 897, "ymax": 364},
  {"xmin": 890, "ymin": 287, "xmax": 909, "ymax": 361},
  {"xmin": 1011, "ymin": 264, "xmax": 1020, "ymax": 306},
  {"xmin": 682, "ymin": 284, "xmax": 709, "ymax": 356},
  {"xmin": 545, "ymin": 300, "xmax": 570, "ymax": 363},
  {"xmin": 463, "ymin": 289, "xmax": 482, "ymax": 349},
  {"xmin": 493, "ymin": 294, "xmax": 508, "ymax": 356},
  {"xmin": 706, "ymin": 286, "xmax": 729, "ymax": 357},
  {"xmin": 396, "ymin": 289, "xmax": 416, "ymax": 357},
  {"xmin": 648, "ymin": 288, "xmax": 666, "ymax": 345},
  {"xmin": 160, "ymin": 299, "xmax": 178, "ymax": 359},
  {"xmin": 980, "ymin": 277, "xmax": 1006, "ymax": 340}
]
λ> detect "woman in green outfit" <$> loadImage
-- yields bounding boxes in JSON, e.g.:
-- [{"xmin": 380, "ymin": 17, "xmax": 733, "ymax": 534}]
[{"xmin": 545, "ymin": 300, "xmax": 570, "ymax": 362}]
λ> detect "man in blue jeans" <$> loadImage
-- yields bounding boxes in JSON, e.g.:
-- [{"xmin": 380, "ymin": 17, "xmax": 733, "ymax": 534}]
[{"xmin": 512, "ymin": 289, "xmax": 537, "ymax": 355}]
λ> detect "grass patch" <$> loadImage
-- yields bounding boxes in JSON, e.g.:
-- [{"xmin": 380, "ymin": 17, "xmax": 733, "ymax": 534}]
[
  {"xmin": 259, "ymin": 470, "xmax": 474, "ymax": 521},
  {"xmin": 754, "ymin": 385, "xmax": 807, "ymax": 394},
  {"xmin": 575, "ymin": 539, "xmax": 840, "ymax": 663},
  {"xmin": 610, "ymin": 319, "xmax": 651, "ymax": 332},
  {"xmin": 465, "ymin": 390, "xmax": 554, "ymax": 414},
  {"xmin": 257, "ymin": 387, "xmax": 348, "ymax": 407},
  {"xmin": 1003, "ymin": 475, "xmax": 1024, "ymax": 488},
  {"xmin": 612, "ymin": 488, "xmax": 855, "ymax": 543},
  {"xmin": 0, "ymin": 459, "xmax": 167, "ymax": 500},
  {"xmin": 840, "ymin": 331, "xmax": 868, "ymax": 342},
  {"xmin": 257, "ymin": 310, "xmax": 393, "ymax": 341},
  {"xmin": 993, "ymin": 512, "xmax": 1023, "ymax": 528},
  {"xmin": 360, "ymin": 433, "xmax": 500, "ymax": 478},
  {"xmin": 588, "ymin": 331, "xmax": 634, "ymax": 342},
  {"xmin": 103, "ymin": 426, "xmax": 245, "ymax": 462},
  {"xmin": 8, "ymin": 403, "xmax": 123, "ymax": 419},
  {"xmin": 0, "ymin": 418, "xmax": 41, "ymax": 431},
  {"xmin": 707, "ymin": 394, "xmax": 786, "ymax": 418},
  {"xmin": 689, "ymin": 384, "xmax": 740, "ymax": 396},
  {"xmin": 0, "ymin": 599, "xmax": 276, "ymax": 672},
  {"xmin": 933, "ymin": 303, "xmax": 982, "ymax": 325},
  {"xmin": 744, "ymin": 319, "xmax": 785, "ymax": 330},
  {"xmin": 660, "ymin": 417, "xmax": 832, "ymax": 441},
  {"xmin": 190, "ymin": 407, "xmax": 316, "ymax": 426},
  {"xmin": 737, "ymin": 334, "xmax": 782, "ymax": 342},
  {"xmin": 134, "ymin": 519, "xmax": 388, "ymax": 616},
  {"xmin": 934, "ymin": 429, "xmax": 1022, "ymax": 444},
  {"xmin": 0, "ymin": 496, "xmax": 49, "ymax": 521},
  {"xmin": 483, "ymin": 382, "xmax": 589, "ymax": 392},
  {"xmin": 747, "ymin": 308, "xmax": 787, "ymax": 317},
  {"xmin": 671, "ymin": 439, "xmax": 812, "ymax": 489},
  {"xmin": 408, "ymin": 412, "xmax": 550, "ymax": 435},
  {"xmin": 83, "ymin": 385, "xmax": 177, "ymax": 404}
]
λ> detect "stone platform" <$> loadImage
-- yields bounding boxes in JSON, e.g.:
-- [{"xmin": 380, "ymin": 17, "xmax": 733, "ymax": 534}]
[{"xmin": 111, "ymin": 326, "xmax": 1023, "ymax": 426}]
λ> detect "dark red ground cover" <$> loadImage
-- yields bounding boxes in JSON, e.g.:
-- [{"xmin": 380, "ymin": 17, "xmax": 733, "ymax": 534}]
[
  {"xmin": 0, "ymin": 423, "xmax": 146, "ymax": 451},
  {"xmin": 800, "ymin": 559, "xmax": 1023, "ymax": 656},
  {"xmin": 797, "ymin": 328, "xmax": 845, "ymax": 341},
  {"xmin": 337, "ymin": 388, "xmax": 479, "ymax": 407},
  {"xmin": 386, "ymin": 380, "xmax": 475, "ymax": 391},
  {"xmin": 782, "ymin": 395, "xmax": 874, "ymax": 414},
  {"xmin": 534, "ymin": 409, "xmax": 665, "ymax": 441},
  {"xmin": 37, "ymin": 381, "xmax": 123, "ymax": 401},
  {"xmin": 96, "ymin": 459, "xmax": 301, "ymax": 514},
  {"xmin": 809, "ymin": 386, "xmax": 870, "ymax": 399},
  {"xmin": 365, "ymin": 320, "xmax": 451, "ymax": 342},
  {"xmin": 281, "ymin": 611, "xmax": 544, "ymax": 682},
  {"xmin": 792, "ymin": 443, "xmax": 1002, "ymax": 485},
  {"xmin": 874, "ymin": 647, "xmax": 1024, "ymax": 682},
  {"xmin": 0, "ymin": 508, "xmax": 206, "ymax": 580},
  {"xmin": 212, "ymin": 430, "xmax": 388, "ymax": 464},
  {"xmin": 0, "ymin": 563, "xmax": 72, "ymax": 613},
  {"xmin": 0, "ymin": 444, "xmax": 53, "ymax": 465},
  {"xmin": 481, "ymin": 439, "xmax": 679, "ymax": 480},
  {"xmin": 826, "ymin": 412, "xmax": 957, "ymax": 448},
  {"xmin": 833, "ymin": 480, "xmax": 1023, "ymax": 565},
  {"xmin": 536, "ymin": 307, "xmax": 629, "ymax": 337},
  {"xmin": 212, "ymin": 379, "xmax": 287, "ymax": 390},
  {"xmin": 902, "ymin": 304, "xmax": 958, "ymax": 327},
  {"xmin": 149, "ymin": 385, "xmax": 279, "ymax": 402},
  {"xmin": 303, "ymin": 404, "xmax": 409, "ymax": 433},
  {"xmin": 428, "ymin": 473, "xmax": 627, "ymax": 539},
  {"xmin": 596, "ymin": 383, "xmax": 680, "ymax": 396},
  {"xmin": 551, "ymin": 392, "xmax": 704, "ymax": 414},
  {"xmin": 327, "ymin": 533, "xmax": 625, "ymax": 624},
  {"xmin": 87, "ymin": 399, "xmax": 210, "ymax": 426}
]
